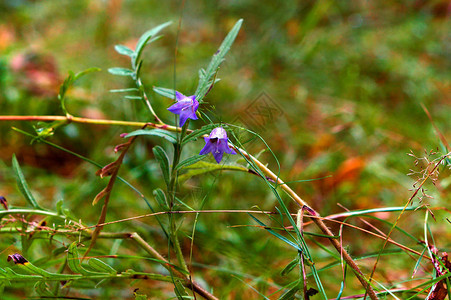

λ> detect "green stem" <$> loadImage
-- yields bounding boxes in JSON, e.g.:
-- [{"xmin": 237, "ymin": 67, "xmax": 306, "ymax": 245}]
[
  {"xmin": 129, "ymin": 46, "xmax": 162, "ymax": 124},
  {"xmin": 135, "ymin": 76, "xmax": 162, "ymax": 124},
  {"xmin": 167, "ymin": 121, "xmax": 190, "ymax": 273}
]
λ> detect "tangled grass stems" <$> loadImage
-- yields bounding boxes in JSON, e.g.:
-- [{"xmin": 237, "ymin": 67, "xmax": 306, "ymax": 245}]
[{"xmin": 1, "ymin": 113, "xmax": 380, "ymax": 299}]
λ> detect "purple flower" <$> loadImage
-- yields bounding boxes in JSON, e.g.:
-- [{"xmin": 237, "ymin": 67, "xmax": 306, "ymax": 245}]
[
  {"xmin": 199, "ymin": 127, "xmax": 237, "ymax": 163},
  {"xmin": 167, "ymin": 91, "xmax": 199, "ymax": 126}
]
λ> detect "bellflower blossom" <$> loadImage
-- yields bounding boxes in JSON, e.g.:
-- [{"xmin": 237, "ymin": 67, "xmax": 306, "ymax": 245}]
[
  {"xmin": 199, "ymin": 127, "xmax": 237, "ymax": 163},
  {"xmin": 167, "ymin": 91, "xmax": 199, "ymax": 127}
]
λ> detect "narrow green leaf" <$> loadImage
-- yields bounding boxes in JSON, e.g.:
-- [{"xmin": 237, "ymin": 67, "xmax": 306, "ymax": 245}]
[
  {"xmin": 12, "ymin": 154, "xmax": 41, "ymax": 209},
  {"xmin": 174, "ymin": 280, "xmax": 189, "ymax": 299},
  {"xmin": 67, "ymin": 243, "xmax": 104, "ymax": 276},
  {"xmin": 56, "ymin": 200, "xmax": 64, "ymax": 215},
  {"xmin": 195, "ymin": 19, "xmax": 243, "ymax": 102},
  {"xmin": 278, "ymin": 283, "xmax": 300, "ymax": 300},
  {"xmin": 58, "ymin": 71, "xmax": 74, "ymax": 101},
  {"xmin": 182, "ymin": 124, "xmax": 216, "ymax": 145},
  {"xmin": 248, "ymin": 214, "xmax": 303, "ymax": 252},
  {"xmin": 125, "ymin": 129, "xmax": 177, "ymax": 144},
  {"xmin": 412, "ymin": 246, "xmax": 427, "ymax": 278},
  {"xmin": 110, "ymin": 88, "xmax": 139, "ymax": 93},
  {"xmin": 88, "ymin": 258, "xmax": 116, "ymax": 275},
  {"xmin": 175, "ymin": 155, "xmax": 206, "ymax": 171},
  {"xmin": 67, "ymin": 243, "xmax": 85, "ymax": 275},
  {"xmin": 2, "ymin": 267, "xmax": 40, "ymax": 279},
  {"xmin": 134, "ymin": 21, "xmax": 172, "ymax": 65},
  {"xmin": 114, "ymin": 44, "xmax": 134, "ymax": 57},
  {"xmin": 34, "ymin": 281, "xmax": 53, "ymax": 297},
  {"xmin": 280, "ymin": 258, "xmax": 299, "ymax": 276},
  {"xmin": 58, "ymin": 72, "xmax": 74, "ymax": 113},
  {"xmin": 198, "ymin": 68, "xmax": 206, "ymax": 80},
  {"xmin": 10, "ymin": 258, "xmax": 78, "ymax": 280},
  {"xmin": 17, "ymin": 263, "xmax": 53, "ymax": 278},
  {"xmin": 108, "ymin": 67, "xmax": 134, "ymax": 77},
  {"xmin": 124, "ymin": 95, "xmax": 143, "ymax": 100},
  {"xmin": 153, "ymin": 86, "xmax": 177, "ymax": 100},
  {"xmin": 73, "ymin": 67, "xmax": 101, "ymax": 81},
  {"xmin": 153, "ymin": 188, "xmax": 168, "ymax": 209},
  {"xmin": 152, "ymin": 146, "xmax": 171, "ymax": 188}
]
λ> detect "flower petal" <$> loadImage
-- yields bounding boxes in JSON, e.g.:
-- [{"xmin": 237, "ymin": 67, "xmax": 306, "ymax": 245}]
[
  {"xmin": 210, "ymin": 127, "xmax": 227, "ymax": 139},
  {"xmin": 225, "ymin": 145, "xmax": 237, "ymax": 155},
  {"xmin": 199, "ymin": 138, "xmax": 215, "ymax": 155},
  {"xmin": 188, "ymin": 110, "xmax": 198, "ymax": 120},
  {"xmin": 192, "ymin": 99, "xmax": 199, "ymax": 113},
  {"xmin": 212, "ymin": 150, "xmax": 224, "ymax": 163},
  {"xmin": 167, "ymin": 101, "xmax": 185, "ymax": 114},
  {"xmin": 217, "ymin": 139, "xmax": 235, "ymax": 155},
  {"xmin": 179, "ymin": 113, "xmax": 189, "ymax": 127},
  {"xmin": 175, "ymin": 91, "xmax": 184, "ymax": 101}
]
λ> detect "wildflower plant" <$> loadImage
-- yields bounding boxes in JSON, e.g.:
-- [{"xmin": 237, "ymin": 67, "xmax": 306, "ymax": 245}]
[{"xmin": 0, "ymin": 16, "xmax": 449, "ymax": 300}]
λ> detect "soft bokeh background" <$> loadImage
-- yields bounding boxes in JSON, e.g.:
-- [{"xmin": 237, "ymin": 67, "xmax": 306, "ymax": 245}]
[{"xmin": 0, "ymin": 1, "xmax": 449, "ymax": 298}]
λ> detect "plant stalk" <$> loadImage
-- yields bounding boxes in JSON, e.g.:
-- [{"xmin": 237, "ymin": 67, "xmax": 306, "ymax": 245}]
[{"xmin": 167, "ymin": 121, "xmax": 191, "ymax": 273}]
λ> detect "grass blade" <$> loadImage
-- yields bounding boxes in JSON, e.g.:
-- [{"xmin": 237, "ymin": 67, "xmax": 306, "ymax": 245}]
[
  {"xmin": 11, "ymin": 154, "xmax": 42, "ymax": 209},
  {"xmin": 152, "ymin": 146, "xmax": 171, "ymax": 188},
  {"xmin": 108, "ymin": 67, "xmax": 134, "ymax": 77},
  {"xmin": 134, "ymin": 21, "xmax": 172, "ymax": 66},
  {"xmin": 153, "ymin": 86, "xmax": 177, "ymax": 100},
  {"xmin": 175, "ymin": 155, "xmax": 206, "ymax": 171},
  {"xmin": 126, "ymin": 129, "xmax": 177, "ymax": 144},
  {"xmin": 248, "ymin": 214, "xmax": 303, "ymax": 252}
]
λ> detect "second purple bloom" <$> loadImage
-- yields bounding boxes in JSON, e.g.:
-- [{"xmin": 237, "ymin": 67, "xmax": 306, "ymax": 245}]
[
  {"xmin": 199, "ymin": 127, "xmax": 237, "ymax": 163},
  {"xmin": 167, "ymin": 91, "xmax": 199, "ymax": 127}
]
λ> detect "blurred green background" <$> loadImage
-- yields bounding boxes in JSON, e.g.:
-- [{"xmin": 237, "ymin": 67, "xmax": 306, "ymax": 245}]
[{"xmin": 0, "ymin": 0, "xmax": 449, "ymax": 298}]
